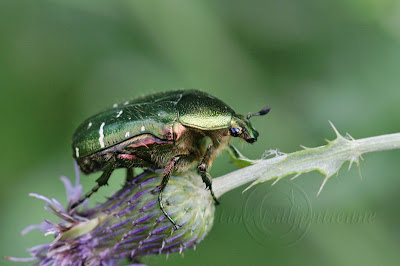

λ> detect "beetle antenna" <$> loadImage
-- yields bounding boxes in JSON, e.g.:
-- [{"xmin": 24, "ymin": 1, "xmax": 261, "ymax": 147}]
[{"xmin": 247, "ymin": 106, "xmax": 270, "ymax": 120}]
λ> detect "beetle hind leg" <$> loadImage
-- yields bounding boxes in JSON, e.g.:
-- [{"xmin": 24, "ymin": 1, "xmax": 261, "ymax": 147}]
[
  {"xmin": 71, "ymin": 163, "xmax": 115, "ymax": 209},
  {"xmin": 125, "ymin": 168, "xmax": 135, "ymax": 183}
]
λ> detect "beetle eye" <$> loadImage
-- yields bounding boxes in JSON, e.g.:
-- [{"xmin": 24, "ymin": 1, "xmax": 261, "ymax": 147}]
[{"xmin": 230, "ymin": 127, "xmax": 241, "ymax": 137}]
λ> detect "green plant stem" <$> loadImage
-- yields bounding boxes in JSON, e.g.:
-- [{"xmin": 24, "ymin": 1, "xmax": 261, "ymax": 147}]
[{"xmin": 213, "ymin": 123, "xmax": 400, "ymax": 198}]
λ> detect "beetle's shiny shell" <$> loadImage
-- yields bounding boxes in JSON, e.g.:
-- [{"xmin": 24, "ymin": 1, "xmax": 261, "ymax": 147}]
[{"xmin": 72, "ymin": 90, "xmax": 235, "ymax": 159}]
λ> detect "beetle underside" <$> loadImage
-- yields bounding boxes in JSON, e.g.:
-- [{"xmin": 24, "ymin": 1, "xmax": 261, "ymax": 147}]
[
  {"xmin": 77, "ymin": 126, "xmax": 230, "ymax": 174},
  {"xmin": 73, "ymin": 126, "xmax": 231, "ymax": 227}
]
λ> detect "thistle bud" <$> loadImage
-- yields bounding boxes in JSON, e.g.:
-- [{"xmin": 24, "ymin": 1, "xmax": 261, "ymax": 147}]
[{"xmin": 6, "ymin": 169, "xmax": 215, "ymax": 265}]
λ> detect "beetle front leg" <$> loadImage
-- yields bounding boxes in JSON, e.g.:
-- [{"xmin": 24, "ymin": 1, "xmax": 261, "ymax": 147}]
[
  {"xmin": 158, "ymin": 156, "xmax": 180, "ymax": 229},
  {"xmin": 198, "ymin": 143, "xmax": 220, "ymax": 205},
  {"xmin": 198, "ymin": 163, "xmax": 220, "ymax": 205}
]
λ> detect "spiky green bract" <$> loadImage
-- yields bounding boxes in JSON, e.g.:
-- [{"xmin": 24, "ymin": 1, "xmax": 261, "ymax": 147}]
[{"xmin": 7, "ymin": 170, "xmax": 215, "ymax": 265}]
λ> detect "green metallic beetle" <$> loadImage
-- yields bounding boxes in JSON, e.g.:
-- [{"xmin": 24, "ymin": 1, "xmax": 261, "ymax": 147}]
[{"xmin": 72, "ymin": 89, "xmax": 270, "ymax": 226}]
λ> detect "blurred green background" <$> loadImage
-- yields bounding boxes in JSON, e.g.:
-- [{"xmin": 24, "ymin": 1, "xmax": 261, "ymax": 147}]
[{"xmin": 1, "ymin": 0, "xmax": 400, "ymax": 265}]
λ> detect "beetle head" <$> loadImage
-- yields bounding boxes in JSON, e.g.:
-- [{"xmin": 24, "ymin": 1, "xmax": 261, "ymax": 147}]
[{"xmin": 229, "ymin": 106, "xmax": 270, "ymax": 143}]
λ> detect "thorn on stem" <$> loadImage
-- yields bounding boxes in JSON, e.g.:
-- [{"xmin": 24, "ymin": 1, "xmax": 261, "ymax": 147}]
[
  {"xmin": 271, "ymin": 176, "xmax": 282, "ymax": 186},
  {"xmin": 328, "ymin": 120, "xmax": 341, "ymax": 138},
  {"xmin": 290, "ymin": 173, "xmax": 301, "ymax": 180},
  {"xmin": 317, "ymin": 177, "xmax": 329, "ymax": 196}
]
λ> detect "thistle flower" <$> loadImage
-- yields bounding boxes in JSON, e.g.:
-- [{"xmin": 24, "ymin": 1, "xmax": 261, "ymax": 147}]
[
  {"xmin": 6, "ymin": 167, "xmax": 215, "ymax": 265},
  {"xmin": 6, "ymin": 124, "xmax": 400, "ymax": 265}
]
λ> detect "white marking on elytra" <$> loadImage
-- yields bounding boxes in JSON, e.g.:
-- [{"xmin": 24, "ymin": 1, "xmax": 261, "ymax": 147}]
[
  {"xmin": 125, "ymin": 132, "xmax": 130, "ymax": 137},
  {"xmin": 75, "ymin": 147, "xmax": 80, "ymax": 158},
  {"xmin": 157, "ymin": 111, "xmax": 167, "ymax": 117},
  {"xmin": 141, "ymin": 126, "xmax": 146, "ymax": 131},
  {"xmin": 113, "ymin": 103, "xmax": 118, "ymax": 108},
  {"xmin": 99, "ymin": 122, "xmax": 106, "ymax": 148},
  {"xmin": 116, "ymin": 110, "xmax": 123, "ymax": 118},
  {"xmin": 123, "ymin": 101, "xmax": 129, "ymax": 105},
  {"xmin": 87, "ymin": 122, "xmax": 92, "ymax": 129}
]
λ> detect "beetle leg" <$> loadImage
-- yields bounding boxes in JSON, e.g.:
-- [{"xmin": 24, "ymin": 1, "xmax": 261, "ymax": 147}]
[
  {"xmin": 126, "ymin": 168, "xmax": 135, "ymax": 183},
  {"xmin": 198, "ymin": 143, "xmax": 220, "ymax": 205},
  {"xmin": 158, "ymin": 156, "xmax": 180, "ymax": 229},
  {"xmin": 71, "ymin": 162, "xmax": 115, "ymax": 209},
  {"xmin": 198, "ymin": 163, "xmax": 219, "ymax": 205}
]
